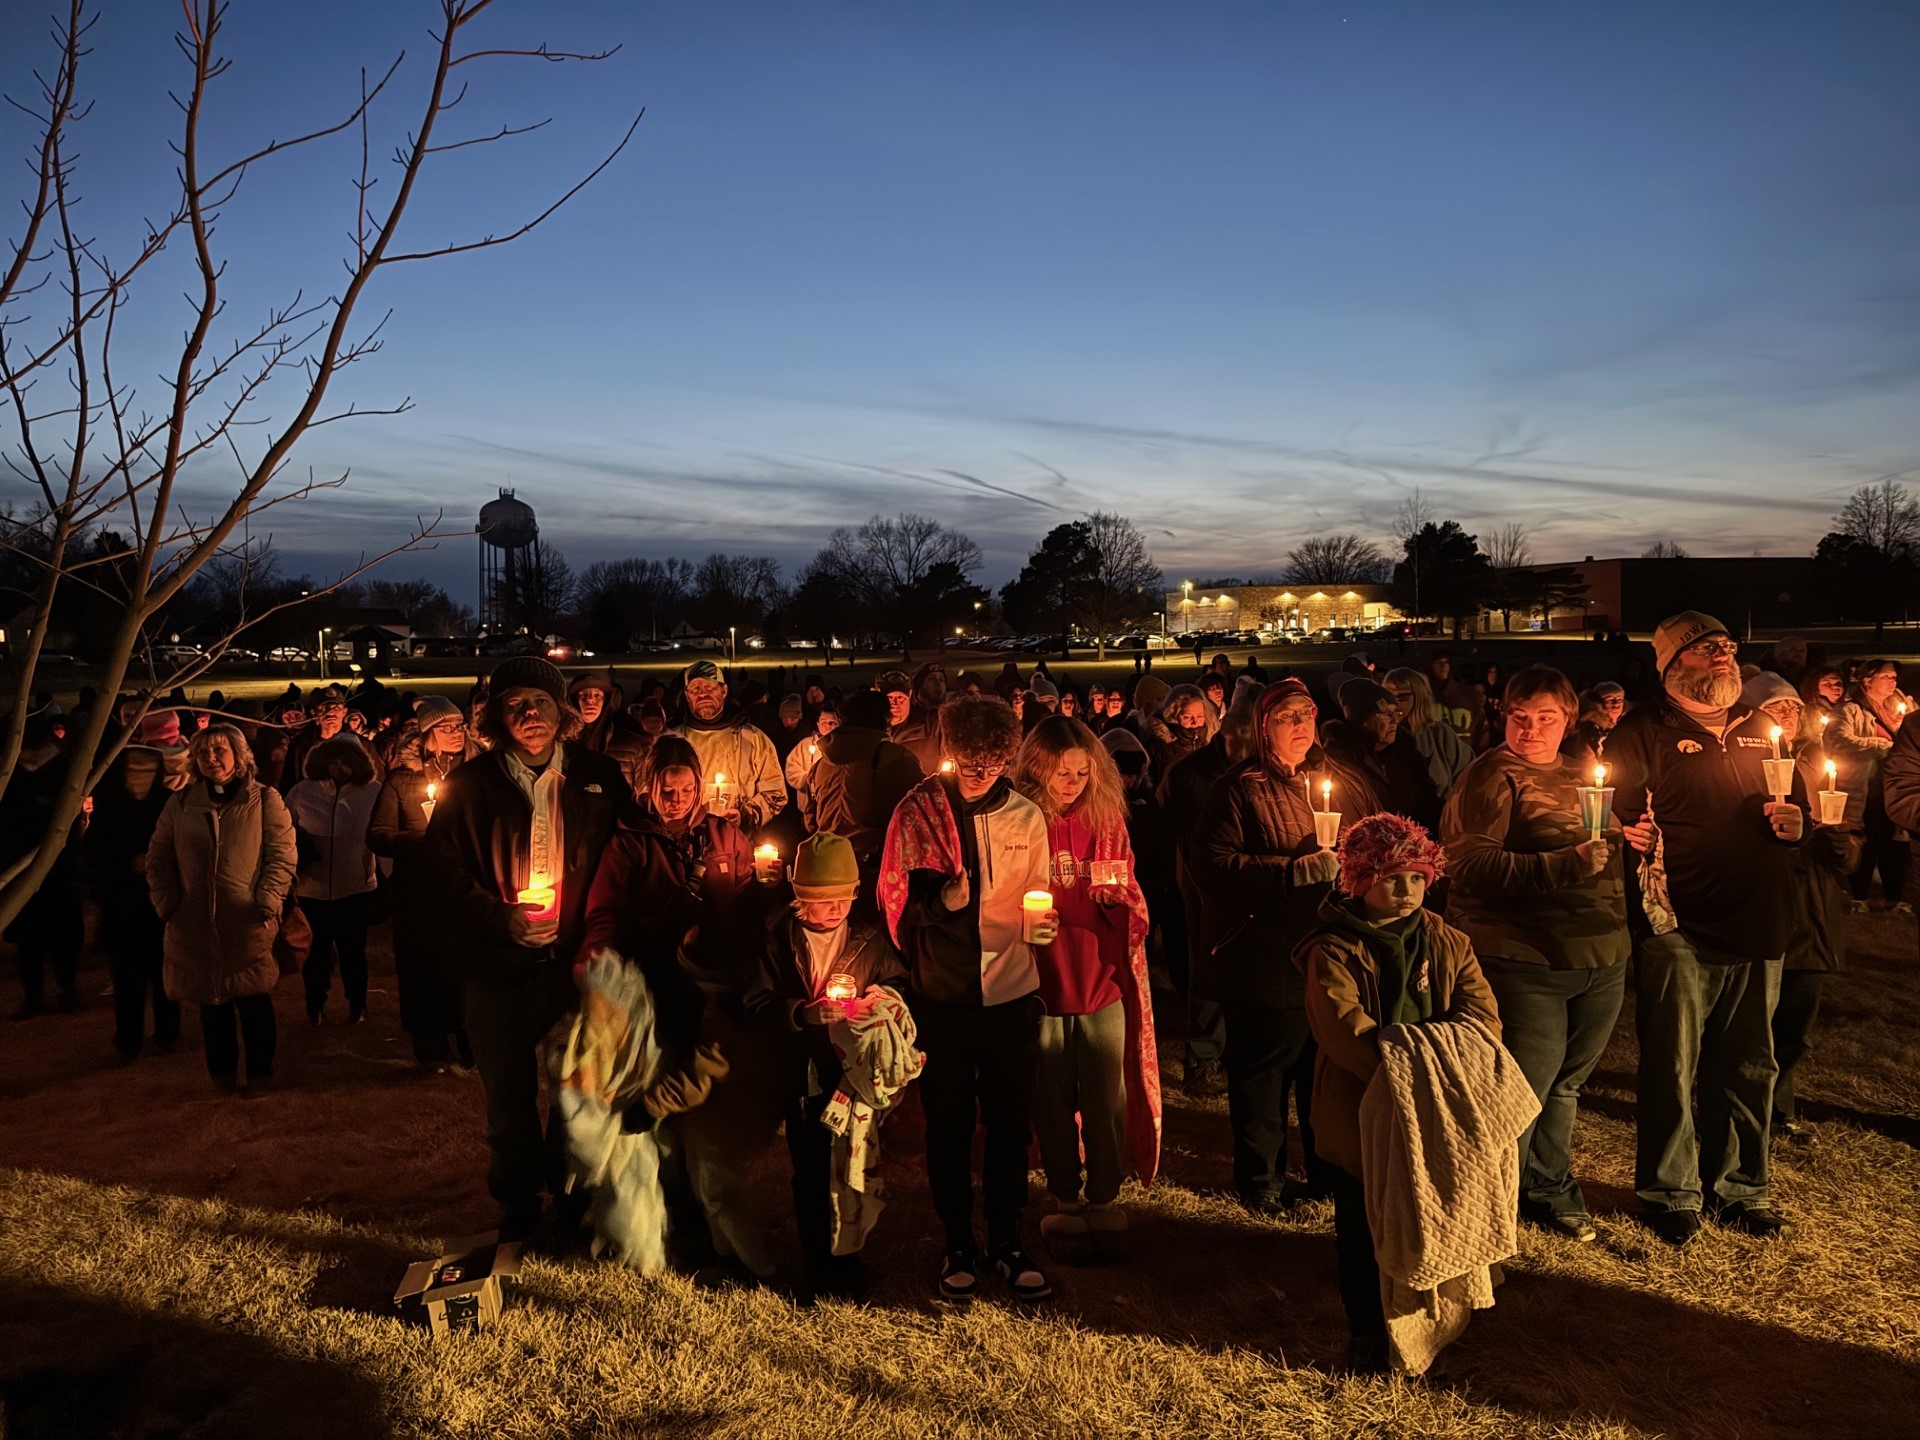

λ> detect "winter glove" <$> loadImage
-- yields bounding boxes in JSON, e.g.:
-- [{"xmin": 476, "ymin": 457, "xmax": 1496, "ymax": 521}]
[
  {"xmin": 639, "ymin": 1042, "xmax": 730, "ymax": 1119},
  {"xmin": 1292, "ymin": 849, "xmax": 1341, "ymax": 889}
]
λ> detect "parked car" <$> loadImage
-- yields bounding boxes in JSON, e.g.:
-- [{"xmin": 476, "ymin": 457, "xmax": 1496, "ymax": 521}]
[
  {"xmin": 544, "ymin": 638, "xmax": 595, "ymax": 662},
  {"xmin": 267, "ymin": 645, "xmax": 314, "ymax": 662},
  {"xmin": 152, "ymin": 644, "xmax": 204, "ymax": 666}
]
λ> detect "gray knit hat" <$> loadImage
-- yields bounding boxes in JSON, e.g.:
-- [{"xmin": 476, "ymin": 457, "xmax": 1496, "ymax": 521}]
[
  {"xmin": 414, "ymin": 694, "xmax": 463, "ymax": 728},
  {"xmin": 488, "ymin": 655, "xmax": 566, "ymax": 703}
]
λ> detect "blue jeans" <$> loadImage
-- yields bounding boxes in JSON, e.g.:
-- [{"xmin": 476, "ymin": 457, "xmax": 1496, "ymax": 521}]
[
  {"xmin": 1633, "ymin": 932, "xmax": 1781, "ymax": 1213},
  {"xmin": 1481, "ymin": 959, "xmax": 1626, "ymax": 1218}
]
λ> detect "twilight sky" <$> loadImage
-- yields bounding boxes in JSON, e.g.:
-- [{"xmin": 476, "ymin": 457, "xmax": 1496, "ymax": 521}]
[{"xmin": 4, "ymin": 1, "xmax": 1918, "ymax": 603}]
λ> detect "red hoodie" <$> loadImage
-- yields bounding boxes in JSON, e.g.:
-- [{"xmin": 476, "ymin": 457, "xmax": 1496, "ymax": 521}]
[{"xmin": 1036, "ymin": 811, "xmax": 1131, "ymax": 1015}]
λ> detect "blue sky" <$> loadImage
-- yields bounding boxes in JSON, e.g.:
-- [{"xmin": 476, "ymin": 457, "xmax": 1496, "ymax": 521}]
[{"xmin": 4, "ymin": 0, "xmax": 1917, "ymax": 602}]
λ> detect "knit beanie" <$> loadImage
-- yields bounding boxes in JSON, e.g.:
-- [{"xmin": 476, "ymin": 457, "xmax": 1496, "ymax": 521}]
[
  {"xmin": 1029, "ymin": 675, "xmax": 1059, "ymax": 700},
  {"xmin": 568, "ymin": 670, "xmax": 614, "ymax": 698},
  {"xmin": 413, "ymin": 695, "xmax": 462, "ymax": 729},
  {"xmin": 1336, "ymin": 812, "xmax": 1447, "ymax": 898},
  {"xmin": 488, "ymin": 655, "xmax": 566, "ymax": 703},
  {"xmin": 1254, "ymin": 677, "xmax": 1317, "ymax": 729},
  {"xmin": 875, "ymin": 669, "xmax": 912, "ymax": 696},
  {"xmin": 1133, "ymin": 675, "xmax": 1171, "ymax": 713},
  {"xmin": 1337, "ymin": 678, "xmax": 1396, "ymax": 726},
  {"xmin": 1740, "ymin": 671, "xmax": 1800, "ymax": 711},
  {"xmin": 135, "ymin": 709, "xmax": 182, "ymax": 748},
  {"xmin": 791, "ymin": 832, "xmax": 860, "ymax": 901},
  {"xmin": 1652, "ymin": 611, "xmax": 1729, "ymax": 677},
  {"xmin": 682, "ymin": 658, "xmax": 723, "ymax": 687}
]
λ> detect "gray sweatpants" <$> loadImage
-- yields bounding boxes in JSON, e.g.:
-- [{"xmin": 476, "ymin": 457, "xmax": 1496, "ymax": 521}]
[{"xmin": 1033, "ymin": 1000, "xmax": 1128, "ymax": 1206}]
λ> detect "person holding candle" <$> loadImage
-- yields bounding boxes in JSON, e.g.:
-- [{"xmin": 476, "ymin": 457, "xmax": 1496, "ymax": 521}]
[
  {"xmin": 1195, "ymin": 678, "xmax": 1361, "ymax": 1214},
  {"xmin": 431, "ymin": 656, "xmax": 641, "ymax": 1243},
  {"xmin": 368, "ymin": 696, "xmax": 476, "ymax": 1070},
  {"xmin": 1826, "ymin": 658, "xmax": 1913, "ymax": 916},
  {"xmin": 1743, "ymin": 672, "xmax": 1863, "ymax": 1147},
  {"xmin": 879, "ymin": 694, "xmax": 1057, "ymax": 1303},
  {"xmin": 1440, "ymin": 666, "xmax": 1629, "ymax": 1243},
  {"xmin": 783, "ymin": 703, "xmax": 840, "ymax": 830},
  {"xmin": 1606, "ymin": 613, "xmax": 1805, "ymax": 1245},
  {"xmin": 747, "ymin": 831, "xmax": 911, "ymax": 1299},
  {"xmin": 1013, "ymin": 717, "xmax": 1162, "ymax": 1265},
  {"xmin": 669, "ymin": 660, "xmax": 788, "ymax": 831}
]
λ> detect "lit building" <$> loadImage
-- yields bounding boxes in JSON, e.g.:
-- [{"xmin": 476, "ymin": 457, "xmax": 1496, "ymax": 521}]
[{"xmin": 1163, "ymin": 582, "xmax": 1403, "ymax": 635}]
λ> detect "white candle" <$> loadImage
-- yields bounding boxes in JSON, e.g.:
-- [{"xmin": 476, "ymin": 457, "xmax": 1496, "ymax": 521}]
[
  {"xmin": 1769, "ymin": 726, "xmax": 1782, "ymax": 761},
  {"xmin": 1022, "ymin": 889, "xmax": 1053, "ymax": 943},
  {"xmin": 753, "ymin": 843, "xmax": 780, "ymax": 883},
  {"xmin": 422, "ymin": 780, "xmax": 437, "ymax": 822}
]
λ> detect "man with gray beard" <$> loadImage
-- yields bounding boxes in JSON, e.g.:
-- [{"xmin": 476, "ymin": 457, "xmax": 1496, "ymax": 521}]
[{"xmin": 1605, "ymin": 612, "xmax": 1806, "ymax": 1245}]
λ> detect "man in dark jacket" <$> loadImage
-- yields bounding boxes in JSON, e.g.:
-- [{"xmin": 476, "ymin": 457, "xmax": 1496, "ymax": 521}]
[
  {"xmin": 429, "ymin": 655, "xmax": 643, "ymax": 1240},
  {"xmin": 1155, "ymin": 693, "xmax": 1256, "ymax": 1097},
  {"xmin": 1195, "ymin": 679, "xmax": 1356, "ymax": 1212},
  {"xmin": 891, "ymin": 662, "xmax": 948, "ymax": 772},
  {"xmin": 810, "ymin": 689, "xmax": 923, "ymax": 880},
  {"xmin": 278, "ymin": 684, "xmax": 381, "ymax": 791},
  {"xmin": 1318, "ymin": 679, "xmax": 1441, "ymax": 832},
  {"xmin": 568, "ymin": 671, "xmax": 650, "ymax": 800},
  {"xmin": 82, "ymin": 738, "xmax": 182, "ymax": 1057},
  {"xmin": 1606, "ymin": 612, "xmax": 1806, "ymax": 1245}
]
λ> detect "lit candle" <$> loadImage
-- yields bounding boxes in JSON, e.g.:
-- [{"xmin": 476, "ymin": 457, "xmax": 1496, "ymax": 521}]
[
  {"xmin": 825, "ymin": 972, "xmax": 858, "ymax": 1011},
  {"xmin": 1592, "ymin": 764, "xmax": 1608, "ymax": 789},
  {"xmin": 710, "ymin": 771, "xmax": 728, "ymax": 809},
  {"xmin": 1319, "ymin": 778, "xmax": 1333, "ymax": 811},
  {"xmin": 1825, "ymin": 759, "xmax": 1838, "ymax": 787},
  {"xmin": 753, "ymin": 842, "xmax": 781, "ymax": 883},
  {"xmin": 422, "ymin": 780, "xmax": 437, "ymax": 822},
  {"xmin": 1022, "ymin": 889, "xmax": 1054, "ymax": 943},
  {"xmin": 939, "ymin": 758, "xmax": 956, "ymax": 775},
  {"xmin": 1818, "ymin": 758, "xmax": 1847, "ymax": 825},
  {"xmin": 516, "ymin": 884, "xmax": 557, "ymax": 921},
  {"xmin": 1769, "ymin": 726, "xmax": 1782, "ymax": 761},
  {"xmin": 807, "ymin": 741, "xmax": 819, "ymax": 759}
]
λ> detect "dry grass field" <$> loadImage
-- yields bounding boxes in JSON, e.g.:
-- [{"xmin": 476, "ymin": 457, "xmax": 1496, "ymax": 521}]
[{"xmin": 1, "ymin": 910, "xmax": 1917, "ymax": 1439}]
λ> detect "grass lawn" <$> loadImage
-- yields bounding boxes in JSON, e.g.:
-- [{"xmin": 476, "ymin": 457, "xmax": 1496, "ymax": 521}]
[{"xmin": 1, "ymin": 908, "xmax": 1917, "ymax": 1438}]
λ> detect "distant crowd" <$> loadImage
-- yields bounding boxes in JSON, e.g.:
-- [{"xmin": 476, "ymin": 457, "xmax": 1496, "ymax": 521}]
[{"xmin": 5, "ymin": 618, "xmax": 1915, "ymax": 1375}]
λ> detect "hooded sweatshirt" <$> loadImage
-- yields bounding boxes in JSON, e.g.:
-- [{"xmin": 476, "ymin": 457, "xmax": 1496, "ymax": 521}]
[
  {"xmin": 810, "ymin": 723, "xmax": 924, "ymax": 865},
  {"xmin": 670, "ymin": 699, "xmax": 787, "ymax": 828}
]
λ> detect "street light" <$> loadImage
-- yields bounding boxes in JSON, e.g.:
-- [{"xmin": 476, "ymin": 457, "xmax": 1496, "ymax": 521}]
[
  {"xmin": 1181, "ymin": 579, "xmax": 1194, "ymax": 634},
  {"xmin": 317, "ymin": 626, "xmax": 331, "ymax": 680},
  {"xmin": 728, "ymin": 625, "xmax": 736, "ymax": 665}
]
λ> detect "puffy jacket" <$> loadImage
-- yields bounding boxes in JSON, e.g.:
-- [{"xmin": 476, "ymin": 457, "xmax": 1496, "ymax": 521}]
[
  {"xmin": 1826, "ymin": 691, "xmax": 1914, "ymax": 829},
  {"xmin": 284, "ymin": 778, "xmax": 381, "ymax": 901},
  {"xmin": 147, "ymin": 779, "xmax": 297, "ymax": 1005}
]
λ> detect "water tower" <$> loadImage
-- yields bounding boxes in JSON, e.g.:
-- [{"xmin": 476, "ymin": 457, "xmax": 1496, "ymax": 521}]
[{"xmin": 477, "ymin": 488, "xmax": 538, "ymax": 633}]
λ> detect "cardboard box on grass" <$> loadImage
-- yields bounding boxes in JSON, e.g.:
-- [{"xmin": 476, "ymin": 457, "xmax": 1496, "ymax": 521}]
[{"xmin": 393, "ymin": 1233, "xmax": 523, "ymax": 1337}]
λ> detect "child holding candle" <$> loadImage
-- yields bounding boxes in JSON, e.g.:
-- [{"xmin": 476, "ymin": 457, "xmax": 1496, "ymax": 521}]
[
  {"xmin": 1013, "ymin": 717, "xmax": 1162, "ymax": 1265},
  {"xmin": 879, "ymin": 695, "xmax": 1057, "ymax": 1303},
  {"xmin": 747, "ymin": 832, "xmax": 912, "ymax": 1299}
]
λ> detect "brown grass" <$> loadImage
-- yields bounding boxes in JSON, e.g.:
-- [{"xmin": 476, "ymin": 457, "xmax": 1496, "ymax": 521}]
[{"xmin": 2, "ymin": 913, "xmax": 1918, "ymax": 1438}]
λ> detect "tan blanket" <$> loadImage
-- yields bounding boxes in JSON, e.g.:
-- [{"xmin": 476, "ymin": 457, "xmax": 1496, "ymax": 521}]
[{"xmin": 1358, "ymin": 1015, "xmax": 1541, "ymax": 1376}]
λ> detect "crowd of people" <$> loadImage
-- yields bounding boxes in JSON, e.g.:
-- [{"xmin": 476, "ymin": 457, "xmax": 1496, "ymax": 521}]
[{"xmin": 2, "ymin": 614, "xmax": 1911, "ymax": 1374}]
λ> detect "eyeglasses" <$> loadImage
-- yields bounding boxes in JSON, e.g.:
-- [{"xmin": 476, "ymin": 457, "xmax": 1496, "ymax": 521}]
[
  {"xmin": 1268, "ymin": 708, "xmax": 1316, "ymax": 727},
  {"xmin": 954, "ymin": 761, "xmax": 1007, "ymax": 781},
  {"xmin": 1688, "ymin": 640, "xmax": 1739, "ymax": 660}
]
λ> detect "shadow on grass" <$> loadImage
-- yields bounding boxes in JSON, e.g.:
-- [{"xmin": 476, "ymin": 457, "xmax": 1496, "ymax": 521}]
[
  {"xmin": 1445, "ymin": 1264, "xmax": 1920, "ymax": 1438},
  {"xmin": 0, "ymin": 1280, "xmax": 393, "ymax": 1440}
]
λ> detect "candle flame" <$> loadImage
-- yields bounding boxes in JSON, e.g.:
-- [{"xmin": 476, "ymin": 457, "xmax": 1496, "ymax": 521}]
[
  {"xmin": 426, "ymin": 782, "xmax": 437, "ymax": 801},
  {"xmin": 713, "ymin": 772, "xmax": 726, "ymax": 785},
  {"xmin": 1826, "ymin": 759, "xmax": 1838, "ymax": 782},
  {"xmin": 939, "ymin": 759, "xmax": 956, "ymax": 774},
  {"xmin": 1593, "ymin": 765, "xmax": 1608, "ymax": 788},
  {"xmin": 1320, "ymin": 778, "xmax": 1332, "ymax": 807},
  {"xmin": 1769, "ymin": 725, "xmax": 1782, "ymax": 743}
]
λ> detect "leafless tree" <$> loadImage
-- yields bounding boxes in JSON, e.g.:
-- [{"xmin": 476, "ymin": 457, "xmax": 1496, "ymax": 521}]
[
  {"xmin": 1641, "ymin": 540, "xmax": 1690, "ymax": 560},
  {"xmin": 1285, "ymin": 533, "xmax": 1388, "ymax": 586},
  {"xmin": 1071, "ymin": 511, "xmax": 1162, "ymax": 659},
  {"xmin": 1393, "ymin": 486, "xmax": 1436, "ymax": 543},
  {"xmin": 1832, "ymin": 480, "xmax": 1920, "ymax": 560},
  {"xmin": 1483, "ymin": 522, "xmax": 1532, "ymax": 631},
  {"xmin": 821, "ymin": 512, "xmax": 984, "ymax": 616},
  {"xmin": 0, "ymin": 0, "xmax": 637, "ymax": 925}
]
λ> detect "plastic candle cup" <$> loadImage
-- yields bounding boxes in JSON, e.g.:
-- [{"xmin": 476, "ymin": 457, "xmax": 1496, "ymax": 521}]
[
  {"xmin": 1022, "ymin": 889, "xmax": 1054, "ymax": 943},
  {"xmin": 1818, "ymin": 760, "xmax": 1846, "ymax": 825},
  {"xmin": 1578, "ymin": 765, "xmax": 1614, "ymax": 839},
  {"xmin": 1761, "ymin": 757, "xmax": 1796, "ymax": 802},
  {"xmin": 1312, "ymin": 810, "xmax": 1341, "ymax": 850},
  {"xmin": 516, "ymin": 885, "xmax": 557, "ymax": 922},
  {"xmin": 753, "ymin": 843, "xmax": 781, "ymax": 883}
]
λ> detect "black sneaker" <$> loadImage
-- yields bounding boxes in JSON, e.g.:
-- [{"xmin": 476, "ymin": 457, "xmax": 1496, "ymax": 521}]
[
  {"xmin": 1718, "ymin": 1205, "xmax": 1795, "ymax": 1240},
  {"xmin": 1642, "ymin": 1208, "xmax": 1702, "ymax": 1246},
  {"xmin": 987, "ymin": 1244, "xmax": 1052, "ymax": 1302},
  {"xmin": 937, "ymin": 1246, "xmax": 979, "ymax": 1303},
  {"xmin": 1532, "ymin": 1212, "xmax": 1597, "ymax": 1243}
]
